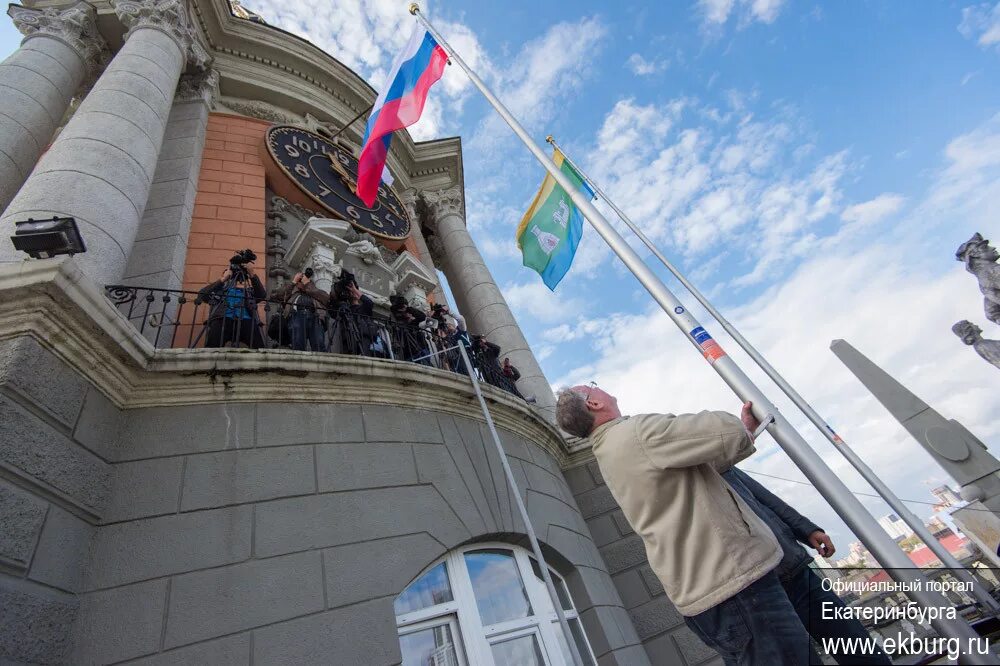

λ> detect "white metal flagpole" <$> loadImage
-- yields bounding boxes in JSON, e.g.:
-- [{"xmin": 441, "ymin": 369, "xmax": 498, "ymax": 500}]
[
  {"xmin": 545, "ymin": 136, "xmax": 1000, "ymax": 613},
  {"xmin": 407, "ymin": 4, "xmax": 994, "ymax": 658},
  {"xmin": 456, "ymin": 343, "xmax": 587, "ymax": 666}
]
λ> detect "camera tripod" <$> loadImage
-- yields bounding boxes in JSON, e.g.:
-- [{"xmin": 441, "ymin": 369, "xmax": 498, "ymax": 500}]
[{"xmin": 191, "ymin": 268, "xmax": 267, "ymax": 349}]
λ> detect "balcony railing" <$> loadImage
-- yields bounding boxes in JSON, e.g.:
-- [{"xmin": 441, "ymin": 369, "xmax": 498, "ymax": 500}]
[{"xmin": 104, "ymin": 284, "xmax": 525, "ymax": 399}]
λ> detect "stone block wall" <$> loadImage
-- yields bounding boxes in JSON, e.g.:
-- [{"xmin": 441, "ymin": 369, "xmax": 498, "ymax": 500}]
[
  {"xmin": 0, "ymin": 333, "xmax": 648, "ymax": 664},
  {"xmin": 0, "ymin": 337, "xmax": 111, "ymax": 664},
  {"xmin": 565, "ymin": 460, "xmax": 724, "ymax": 666}
]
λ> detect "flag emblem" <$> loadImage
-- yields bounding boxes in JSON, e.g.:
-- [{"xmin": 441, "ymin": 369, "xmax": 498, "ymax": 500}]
[{"xmin": 516, "ymin": 149, "xmax": 594, "ymax": 290}]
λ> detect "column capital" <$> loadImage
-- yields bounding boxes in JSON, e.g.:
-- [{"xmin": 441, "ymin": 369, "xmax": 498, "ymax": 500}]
[
  {"xmin": 422, "ymin": 186, "xmax": 465, "ymax": 224},
  {"xmin": 113, "ymin": 0, "xmax": 211, "ymax": 70},
  {"xmin": 9, "ymin": 2, "xmax": 109, "ymax": 74},
  {"xmin": 176, "ymin": 68, "xmax": 219, "ymax": 107},
  {"xmin": 399, "ymin": 188, "xmax": 419, "ymax": 218}
]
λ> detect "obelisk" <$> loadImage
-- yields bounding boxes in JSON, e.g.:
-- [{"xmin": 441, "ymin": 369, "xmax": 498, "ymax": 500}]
[{"xmin": 831, "ymin": 339, "xmax": 1000, "ymax": 510}]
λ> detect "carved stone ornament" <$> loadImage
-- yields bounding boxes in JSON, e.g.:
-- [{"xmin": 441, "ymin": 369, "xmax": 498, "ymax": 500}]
[
  {"xmin": 176, "ymin": 69, "xmax": 219, "ymax": 106},
  {"xmin": 113, "ymin": 0, "xmax": 210, "ymax": 70},
  {"xmin": 9, "ymin": 2, "xmax": 109, "ymax": 73},
  {"xmin": 220, "ymin": 97, "xmax": 299, "ymax": 124},
  {"xmin": 956, "ymin": 232, "xmax": 1000, "ymax": 327},
  {"xmin": 422, "ymin": 187, "xmax": 464, "ymax": 223},
  {"xmin": 953, "ymin": 320, "xmax": 1000, "ymax": 370}
]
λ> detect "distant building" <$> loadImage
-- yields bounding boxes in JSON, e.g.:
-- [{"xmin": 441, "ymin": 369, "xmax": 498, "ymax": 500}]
[
  {"xmin": 878, "ymin": 513, "xmax": 914, "ymax": 541},
  {"xmin": 931, "ymin": 485, "xmax": 962, "ymax": 508},
  {"xmin": 906, "ymin": 533, "xmax": 975, "ymax": 568},
  {"xmin": 839, "ymin": 540, "xmax": 878, "ymax": 568}
]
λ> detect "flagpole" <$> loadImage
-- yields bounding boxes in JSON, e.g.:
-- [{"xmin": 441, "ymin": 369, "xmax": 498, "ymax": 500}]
[
  {"xmin": 545, "ymin": 137, "xmax": 1000, "ymax": 612},
  {"xmin": 407, "ymin": 4, "xmax": 992, "ymax": 656}
]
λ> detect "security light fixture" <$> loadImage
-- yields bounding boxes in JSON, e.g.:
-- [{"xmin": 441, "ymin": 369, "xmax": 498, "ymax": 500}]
[{"xmin": 10, "ymin": 216, "xmax": 86, "ymax": 259}]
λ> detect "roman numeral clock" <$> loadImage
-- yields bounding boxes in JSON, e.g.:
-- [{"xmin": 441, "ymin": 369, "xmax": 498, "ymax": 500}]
[{"xmin": 263, "ymin": 126, "xmax": 411, "ymax": 243}]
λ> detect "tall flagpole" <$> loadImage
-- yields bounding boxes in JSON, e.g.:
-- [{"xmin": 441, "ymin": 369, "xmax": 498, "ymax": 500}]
[
  {"xmin": 545, "ymin": 137, "xmax": 1000, "ymax": 613},
  {"xmin": 457, "ymin": 344, "xmax": 586, "ymax": 666},
  {"xmin": 407, "ymin": 4, "xmax": 993, "ymax": 657}
]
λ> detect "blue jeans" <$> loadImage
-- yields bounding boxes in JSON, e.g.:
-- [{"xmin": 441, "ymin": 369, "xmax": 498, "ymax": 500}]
[
  {"xmin": 289, "ymin": 311, "xmax": 326, "ymax": 352},
  {"xmin": 786, "ymin": 567, "xmax": 891, "ymax": 665},
  {"xmin": 685, "ymin": 571, "xmax": 821, "ymax": 666}
]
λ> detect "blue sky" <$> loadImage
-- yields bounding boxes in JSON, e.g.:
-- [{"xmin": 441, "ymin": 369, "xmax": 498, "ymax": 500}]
[{"xmin": 4, "ymin": 0, "xmax": 999, "ymax": 556}]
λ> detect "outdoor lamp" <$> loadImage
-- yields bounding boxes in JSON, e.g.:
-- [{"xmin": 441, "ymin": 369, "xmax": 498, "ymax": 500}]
[{"xmin": 10, "ymin": 216, "xmax": 86, "ymax": 259}]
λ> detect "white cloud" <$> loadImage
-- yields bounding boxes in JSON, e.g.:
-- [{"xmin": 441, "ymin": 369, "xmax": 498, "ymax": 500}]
[
  {"xmin": 501, "ymin": 280, "xmax": 585, "ymax": 324},
  {"xmin": 471, "ymin": 16, "xmax": 607, "ymax": 155},
  {"xmin": 697, "ymin": 0, "xmax": 787, "ymax": 29},
  {"xmin": 576, "ymin": 95, "xmax": 850, "ymax": 287},
  {"xmin": 840, "ymin": 193, "xmax": 906, "ymax": 226},
  {"xmin": 959, "ymin": 2, "xmax": 1000, "ymax": 48},
  {"xmin": 626, "ymin": 53, "xmax": 668, "ymax": 76}
]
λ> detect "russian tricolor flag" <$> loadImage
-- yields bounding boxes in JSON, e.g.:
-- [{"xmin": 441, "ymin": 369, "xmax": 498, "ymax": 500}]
[{"xmin": 356, "ymin": 26, "xmax": 448, "ymax": 206}]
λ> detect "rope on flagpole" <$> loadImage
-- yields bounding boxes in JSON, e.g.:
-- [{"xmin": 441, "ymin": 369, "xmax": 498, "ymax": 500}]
[{"xmin": 407, "ymin": 3, "xmax": 994, "ymax": 657}]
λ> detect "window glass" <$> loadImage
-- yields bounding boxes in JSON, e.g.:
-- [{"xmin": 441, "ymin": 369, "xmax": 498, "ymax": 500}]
[
  {"xmin": 399, "ymin": 623, "xmax": 460, "ymax": 666},
  {"xmin": 395, "ymin": 562, "xmax": 453, "ymax": 615},
  {"xmin": 553, "ymin": 619, "xmax": 597, "ymax": 666},
  {"xmin": 490, "ymin": 633, "xmax": 545, "ymax": 666},
  {"xmin": 530, "ymin": 558, "xmax": 573, "ymax": 611},
  {"xmin": 465, "ymin": 549, "xmax": 533, "ymax": 625}
]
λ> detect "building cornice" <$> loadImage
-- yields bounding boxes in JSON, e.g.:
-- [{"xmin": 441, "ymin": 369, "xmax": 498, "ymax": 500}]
[{"xmin": 0, "ymin": 258, "xmax": 568, "ymax": 464}]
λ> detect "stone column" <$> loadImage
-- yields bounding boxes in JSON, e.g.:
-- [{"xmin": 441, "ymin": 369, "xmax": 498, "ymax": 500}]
[
  {"xmin": 122, "ymin": 69, "xmax": 219, "ymax": 290},
  {"xmin": 401, "ymin": 188, "xmax": 448, "ymax": 306},
  {"xmin": 423, "ymin": 186, "xmax": 557, "ymax": 420},
  {"xmin": 0, "ymin": 0, "xmax": 210, "ymax": 286},
  {"xmin": 0, "ymin": 3, "xmax": 107, "ymax": 214}
]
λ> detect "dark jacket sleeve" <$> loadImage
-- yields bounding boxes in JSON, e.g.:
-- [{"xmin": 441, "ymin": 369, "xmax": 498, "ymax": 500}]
[
  {"xmin": 731, "ymin": 467, "xmax": 821, "ymax": 543},
  {"xmin": 250, "ymin": 275, "xmax": 266, "ymax": 300},
  {"xmin": 509, "ymin": 366, "xmax": 521, "ymax": 381},
  {"xmin": 198, "ymin": 279, "xmax": 224, "ymax": 302},
  {"xmin": 299, "ymin": 282, "xmax": 331, "ymax": 307},
  {"xmin": 355, "ymin": 295, "xmax": 374, "ymax": 317}
]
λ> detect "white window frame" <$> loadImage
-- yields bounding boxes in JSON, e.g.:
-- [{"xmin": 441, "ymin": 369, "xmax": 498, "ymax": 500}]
[
  {"xmin": 395, "ymin": 542, "xmax": 598, "ymax": 666},
  {"xmin": 397, "ymin": 614, "xmax": 468, "ymax": 666}
]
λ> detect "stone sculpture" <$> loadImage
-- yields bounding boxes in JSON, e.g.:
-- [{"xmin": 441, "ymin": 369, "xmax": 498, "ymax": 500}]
[
  {"xmin": 952, "ymin": 320, "xmax": 1000, "ymax": 370},
  {"xmin": 956, "ymin": 233, "xmax": 1000, "ymax": 327}
]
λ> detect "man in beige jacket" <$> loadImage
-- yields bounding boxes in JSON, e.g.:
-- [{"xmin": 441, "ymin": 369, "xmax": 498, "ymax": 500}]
[{"xmin": 557, "ymin": 385, "xmax": 821, "ymax": 665}]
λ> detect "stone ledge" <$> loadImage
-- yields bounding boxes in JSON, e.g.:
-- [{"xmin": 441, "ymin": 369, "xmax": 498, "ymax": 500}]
[{"xmin": 0, "ymin": 257, "xmax": 569, "ymax": 464}]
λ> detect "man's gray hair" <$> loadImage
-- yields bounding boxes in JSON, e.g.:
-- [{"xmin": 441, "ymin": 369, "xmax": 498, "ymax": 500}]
[{"xmin": 556, "ymin": 389, "xmax": 595, "ymax": 438}]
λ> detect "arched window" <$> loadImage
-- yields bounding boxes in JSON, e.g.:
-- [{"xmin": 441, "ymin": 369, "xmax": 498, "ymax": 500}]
[{"xmin": 395, "ymin": 543, "xmax": 597, "ymax": 665}]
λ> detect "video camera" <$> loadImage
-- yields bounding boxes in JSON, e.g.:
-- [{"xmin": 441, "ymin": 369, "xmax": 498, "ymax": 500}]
[
  {"xmin": 389, "ymin": 294, "xmax": 409, "ymax": 313},
  {"xmin": 228, "ymin": 248, "xmax": 257, "ymax": 280},
  {"xmin": 332, "ymin": 269, "xmax": 359, "ymax": 302}
]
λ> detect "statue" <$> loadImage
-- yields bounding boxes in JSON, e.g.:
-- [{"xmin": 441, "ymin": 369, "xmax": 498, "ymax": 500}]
[
  {"xmin": 952, "ymin": 320, "xmax": 1000, "ymax": 370},
  {"xmin": 956, "ymin": 233, "xmax": 1000, "ymax": 327}
]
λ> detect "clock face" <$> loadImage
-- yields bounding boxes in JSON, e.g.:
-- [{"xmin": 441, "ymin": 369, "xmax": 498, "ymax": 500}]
[{"xmin": 265, "ymin": 125, "xmax": 411, "ymax": 241}]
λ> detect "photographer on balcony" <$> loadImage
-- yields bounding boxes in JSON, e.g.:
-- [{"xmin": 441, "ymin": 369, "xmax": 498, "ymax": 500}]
[
  {"xmin": 197, "ymin": 251, "xmax": 267, "ymax": 349},
  {"xmin": 325, "ymin": 271, "xmax": 380, "ymax": 356},
  {"xmin": 277, "ymin": 267, "xmax": 327, "ymax": 352},
  {"xmin": 389, "ymin": 296, "xmax": 431, "ymax": 364},
  {"xmin": 471, "ymin": 335, "xmax": 525, "ymax": 399}
]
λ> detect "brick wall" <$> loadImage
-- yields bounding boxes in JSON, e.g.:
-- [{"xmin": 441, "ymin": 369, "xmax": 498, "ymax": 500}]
[
  {"xmin": 565, "ymin": 460, "xmax": 724, "ymax": 666},
  {"xmin": 181, "ymin": 113, "xmax": 269, "ymax": 294}
]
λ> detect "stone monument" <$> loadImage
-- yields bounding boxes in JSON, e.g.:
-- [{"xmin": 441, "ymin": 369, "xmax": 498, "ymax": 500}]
[
  {"xmin": 952, "ymin": 320, "xmax": 1000, "ymax": 370},
  {"xmin": 831, "ymin": 339, "xmax": 1000, "ymax": 508},
  {"xmin": 956, "ymin": 232, "xmax": 1000, "ymax": 327}
]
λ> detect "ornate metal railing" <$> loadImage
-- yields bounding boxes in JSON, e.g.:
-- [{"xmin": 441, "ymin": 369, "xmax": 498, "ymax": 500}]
[{"xmin": 103, "ymin": 285, "xmax": 524, "ymax": 398}]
